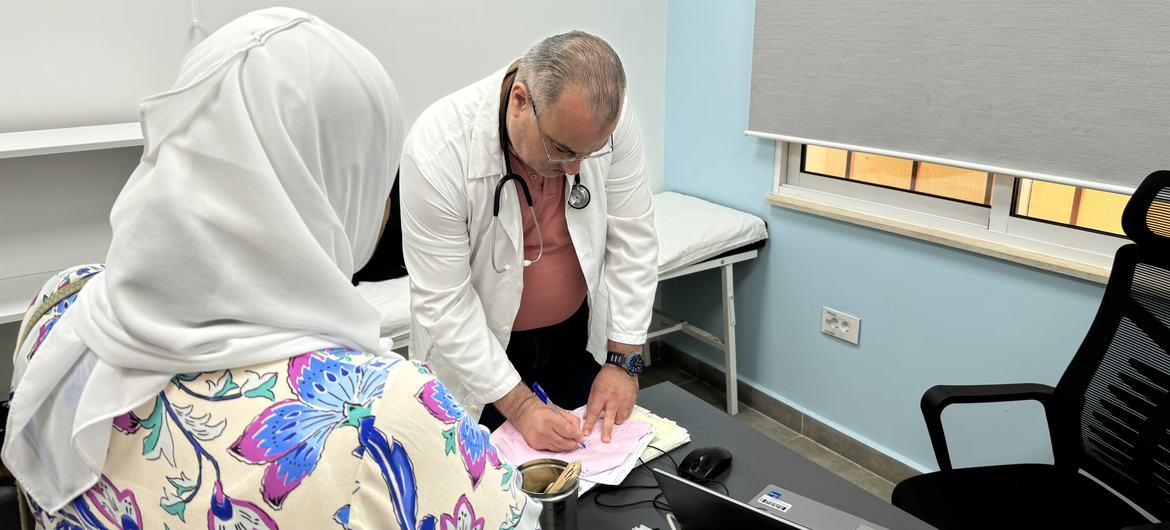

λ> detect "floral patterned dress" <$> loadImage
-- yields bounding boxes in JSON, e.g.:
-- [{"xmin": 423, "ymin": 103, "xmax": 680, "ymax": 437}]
[{"xmin": 12, "ymin": 266, "xmax": 540, "ymax": 530}]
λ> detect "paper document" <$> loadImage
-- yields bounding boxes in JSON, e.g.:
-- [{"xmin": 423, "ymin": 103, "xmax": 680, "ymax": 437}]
[
  {"xmin": 580, "ymin": 429, "xmax": 654, "ymax": 485},
  {"xmin": 627, "ymin": 405, "xmax": 691, "ymax": 461},
  {"xmin": 576, "ymin": 406, "xmax": 691, "ymax": 496},
  {"xmin": 492, "ymin": 405, "xmax": 691, "ymax": 498},
  {"xmin": 491, "ymin": 411, "xmax": 653, "ymax": 476}
]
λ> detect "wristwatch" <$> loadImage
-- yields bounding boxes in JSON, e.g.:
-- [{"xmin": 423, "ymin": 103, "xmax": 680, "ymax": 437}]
[{"xmin": 605, "ymin": 350, "xmax": 645, "ymax": 377}]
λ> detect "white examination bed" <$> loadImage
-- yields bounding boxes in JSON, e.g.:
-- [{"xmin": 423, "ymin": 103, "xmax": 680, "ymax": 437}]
[{"xmin": 357, "ymin": 191, "xmax": 768, "ymax": 415}]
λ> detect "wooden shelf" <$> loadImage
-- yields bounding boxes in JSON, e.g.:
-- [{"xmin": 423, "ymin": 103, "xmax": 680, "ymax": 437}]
[{"xmin": 0, "ymin": 123, "xmax": 143, "ymax": 160}]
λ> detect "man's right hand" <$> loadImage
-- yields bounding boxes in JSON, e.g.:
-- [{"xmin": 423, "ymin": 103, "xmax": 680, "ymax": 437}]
[
  {"xmin": 495, "ymin": 384, "xmax": 583, "ymax": 452},
  {"xmin": 513, "ymin": 398, "xmax": 584, "ymax": 452}
]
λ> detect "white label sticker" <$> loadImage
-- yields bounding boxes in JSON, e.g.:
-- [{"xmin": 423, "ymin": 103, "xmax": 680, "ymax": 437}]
[{"xmin": 757, "ymin": 495, "xmax": 792, "ymax": 513}]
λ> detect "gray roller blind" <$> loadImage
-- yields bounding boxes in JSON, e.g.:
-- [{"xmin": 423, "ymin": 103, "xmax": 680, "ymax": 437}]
[{"xmin": 749, "ymin": 1, "xmax": 1170, "ymax": 194}]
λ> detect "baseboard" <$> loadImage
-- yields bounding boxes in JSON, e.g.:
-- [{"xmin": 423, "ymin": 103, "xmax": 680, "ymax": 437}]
[{"xmin": 658, "ymin": 342, "xmax": 922, "ymax": 484}]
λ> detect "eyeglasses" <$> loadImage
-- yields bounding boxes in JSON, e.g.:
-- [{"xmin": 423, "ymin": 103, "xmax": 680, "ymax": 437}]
[{"xmin": 530, "ymin": 98, "xmax": 613, "ymax": 164}]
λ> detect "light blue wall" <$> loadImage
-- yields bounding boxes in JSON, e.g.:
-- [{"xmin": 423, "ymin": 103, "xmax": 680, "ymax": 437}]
[{"xmin": 660, "ymin": 0, "xmax": 1108, "ymax": 471}]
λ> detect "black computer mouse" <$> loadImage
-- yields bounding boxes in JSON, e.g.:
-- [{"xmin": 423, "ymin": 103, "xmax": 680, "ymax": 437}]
[{"xmin": 679, "ymin": 446, "xmax": 733, "ymax": 481}]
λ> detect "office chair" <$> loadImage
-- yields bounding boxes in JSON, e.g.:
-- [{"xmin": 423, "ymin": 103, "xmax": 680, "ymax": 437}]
[{"xmin": 892, "ymin": 170, "xmax": 1170, "ymax": 530}]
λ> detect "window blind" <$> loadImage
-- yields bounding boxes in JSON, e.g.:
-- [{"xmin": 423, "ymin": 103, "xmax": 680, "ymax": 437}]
[{"xmin": 749, "ymin": 1, "xmax": 1170, "ymax": 194}]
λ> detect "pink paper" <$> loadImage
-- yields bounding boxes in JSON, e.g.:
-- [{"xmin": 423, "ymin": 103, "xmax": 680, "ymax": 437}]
[{"xmin": 491, "ymin": 413, "xmax": 652, "ymax": 476}]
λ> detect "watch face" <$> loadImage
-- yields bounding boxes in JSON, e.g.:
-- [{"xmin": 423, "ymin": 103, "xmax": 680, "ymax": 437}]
[{"xmin": 626, "ymin": 353, "xmax": 645, "ymax": 375}]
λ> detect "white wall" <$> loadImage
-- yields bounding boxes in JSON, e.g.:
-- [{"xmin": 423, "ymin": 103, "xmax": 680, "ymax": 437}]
[
  {"xmin": 0, "ymin": 1, "xmax": 666, "ymax": 390},
  {"xmin": 0, "ymin": 0, "xmax": 667, "ymax": 189}
]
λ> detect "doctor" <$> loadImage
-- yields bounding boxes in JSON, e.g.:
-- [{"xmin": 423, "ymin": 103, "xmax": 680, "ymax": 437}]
[{"xmin": 400, "ymin": 31, "xmax": 657, "ymax": 451}]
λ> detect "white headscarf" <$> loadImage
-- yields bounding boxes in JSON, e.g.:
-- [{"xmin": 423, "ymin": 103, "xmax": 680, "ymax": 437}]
[{"xmin": 4, "ymin": 7, "xmax": 403, "ymax": 511}]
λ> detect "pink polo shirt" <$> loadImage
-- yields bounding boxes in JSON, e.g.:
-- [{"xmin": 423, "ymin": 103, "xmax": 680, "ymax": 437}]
[{"xmin": 508, "ymin": 151, "xmax": 588, "ymax": 331}]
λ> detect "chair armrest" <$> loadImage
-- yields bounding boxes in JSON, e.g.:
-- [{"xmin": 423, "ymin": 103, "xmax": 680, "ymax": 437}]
[{"xmin": 921, "ymin": 383, "xmax": 1055, "ymax": 471}]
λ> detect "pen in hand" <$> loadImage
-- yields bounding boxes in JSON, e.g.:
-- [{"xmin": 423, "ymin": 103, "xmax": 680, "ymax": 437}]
[{"xmin": 532, "ymin": 382, "xmax": 587, "ymax": 450}]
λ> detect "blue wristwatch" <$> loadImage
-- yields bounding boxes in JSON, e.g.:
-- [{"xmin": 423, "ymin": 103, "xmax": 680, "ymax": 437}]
[{"xmin": 605, "ymin": 351, "xmax": 645, "ymax": 376}]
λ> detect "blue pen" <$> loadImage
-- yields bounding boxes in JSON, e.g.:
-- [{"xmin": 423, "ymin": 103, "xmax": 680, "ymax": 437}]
[{"xmin": 532, "ymin": 382, "xmax": 587, "ymax": 449}]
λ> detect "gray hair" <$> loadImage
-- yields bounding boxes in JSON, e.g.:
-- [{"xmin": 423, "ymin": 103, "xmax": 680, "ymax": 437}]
[{"xmin": 517, "ymin": 31, "xmax": 626, "ymax": 127}]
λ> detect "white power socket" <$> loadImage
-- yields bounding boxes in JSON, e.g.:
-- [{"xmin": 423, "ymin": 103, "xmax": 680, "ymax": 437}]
[{"xmin": 821, "ymin": 307, "xmax": 861, "ymax": 345}]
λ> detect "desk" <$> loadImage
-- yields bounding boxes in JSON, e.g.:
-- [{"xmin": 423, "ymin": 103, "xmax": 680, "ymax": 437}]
[{"xmin": 578, "ymin": 382, "xmax": 932, "ymax": 529}]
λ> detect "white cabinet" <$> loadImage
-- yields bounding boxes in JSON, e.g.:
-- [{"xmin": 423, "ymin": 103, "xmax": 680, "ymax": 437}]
[{"xmin": 0, "ymin": 123, "xmax": 143, "ymax": 323}]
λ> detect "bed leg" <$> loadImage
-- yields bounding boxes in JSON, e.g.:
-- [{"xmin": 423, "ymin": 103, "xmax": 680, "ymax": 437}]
[{"xmin": 721, "ymin": 263, "xmax": 739, "ymax": 416}]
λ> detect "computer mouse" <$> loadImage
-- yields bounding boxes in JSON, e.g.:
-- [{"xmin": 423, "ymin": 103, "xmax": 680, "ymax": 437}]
[{"xmin": 679, "ymin": 446, "xmax": 732, "ymax": 481}]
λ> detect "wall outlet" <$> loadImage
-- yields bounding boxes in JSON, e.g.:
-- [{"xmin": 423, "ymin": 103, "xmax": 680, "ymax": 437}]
[{"xmin": 821, "ymin": 307, "xmax": 861, "ymax": 345}]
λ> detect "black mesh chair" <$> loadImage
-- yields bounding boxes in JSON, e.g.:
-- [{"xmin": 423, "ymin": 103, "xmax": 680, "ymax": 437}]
[{"xmin": 892, "ymin": 170, "xmax": 1170, "ymax": 530}]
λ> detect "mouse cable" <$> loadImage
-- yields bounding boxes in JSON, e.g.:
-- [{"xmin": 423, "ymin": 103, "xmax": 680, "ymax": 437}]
[
  {"xmin": 591, "ymin": 445, "xmax": 676, "ymax": 511},
  {"xmin": 589, "ymin": 445, "xmax": 725, "ymax": 512}
]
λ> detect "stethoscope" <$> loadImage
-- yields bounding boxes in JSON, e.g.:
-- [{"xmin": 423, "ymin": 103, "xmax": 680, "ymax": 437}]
[{"xmin": 491, "ymin": 74, "xmax": 591, "ymax": 273}]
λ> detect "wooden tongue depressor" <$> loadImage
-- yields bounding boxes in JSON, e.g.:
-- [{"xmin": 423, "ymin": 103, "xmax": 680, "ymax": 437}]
[{"xmin": 544, "ymin": 460, "xmax": 582, "ymax": 494}]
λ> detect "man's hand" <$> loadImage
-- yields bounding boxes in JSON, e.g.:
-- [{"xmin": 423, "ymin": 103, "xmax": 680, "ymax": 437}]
[
  {"xmin": 495, "ymin": 384, "xmax": 583, "ymax": 452},
  {"xmin": 581, "ymin": 364, "xmax": 638, "ymax": 443},
  {"xmin": 514, "ymin": 399, "xmax": 583, "ymax": 452}
]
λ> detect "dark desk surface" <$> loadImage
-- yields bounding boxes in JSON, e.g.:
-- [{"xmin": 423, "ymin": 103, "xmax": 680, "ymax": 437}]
[{"xmin": 578, "ymin": 382, "xmax": 933, "ymax": 529}]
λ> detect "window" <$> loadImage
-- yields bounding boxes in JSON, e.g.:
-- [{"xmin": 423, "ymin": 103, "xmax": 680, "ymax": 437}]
[
  {"xmin": 1013, "ymin": 179, "xmax": 1127, "ymax": 237},
  {"xmin": 803, "ymin": 145, "xmax": 994, "ymax": 206},
  {"xmin": 802, "ymin": 145, "xmax": 1130, "ymax": 238},
  {"xmin": 773, "ymin": 142, "xmax": 1131, "ymax": 279}
]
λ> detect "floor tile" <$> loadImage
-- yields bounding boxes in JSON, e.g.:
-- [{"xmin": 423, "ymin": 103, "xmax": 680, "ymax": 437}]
[
  {"xmin": 839, "ymin": 466, "xmax": 895, "ymax": 503},
  {"xmin": 660, "ymin": 344, "xmax": 701, "ymax": 376},
  {"xmin": 740, "ymin": 384, "xmax": 804, "ymax": 432},
  {"xmin": 805, "ymin": 416, "xmax": 917, "ymax": 484},
  {"xmin": 777, "ymin": 436, "xmax": 858, "ymax": 475},
  {"xmin": 639, "ymin": 362, "xmax": 694, "ymax": 388},
  {"xmin": 735, "ymin": 407, "xmax": 802, "ymax": 443},
  {"xmin": 680, "ymin": 380, "xmax": 728, "ymax": 410},
  {"xmin": 697, "ymin": 360, "xmax": 726, "ymax": 389}
]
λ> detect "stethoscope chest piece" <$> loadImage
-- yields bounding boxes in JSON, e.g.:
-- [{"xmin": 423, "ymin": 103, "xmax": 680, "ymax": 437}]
[{"xmin": 568, "ymin": 175, "xmax": 590, "ymax": 209}]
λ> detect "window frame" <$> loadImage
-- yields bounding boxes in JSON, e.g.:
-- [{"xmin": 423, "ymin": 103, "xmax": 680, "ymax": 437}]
[
  {"xmin": 773, "ymin": 141, "xmax": 1127, "ymax": 279},
  {"xmin": 1008, "ymin": 179, "xmax": 1129, "ymax": 240},
  {"xmin": 784, "ymin": 143, "xmax": 991, "ymax": 227}
]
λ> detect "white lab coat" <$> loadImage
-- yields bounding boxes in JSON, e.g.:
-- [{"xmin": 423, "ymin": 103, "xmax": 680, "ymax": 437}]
[{"xmin": 400, "ymin": 65, "xmax": 658, "ymax": 419}]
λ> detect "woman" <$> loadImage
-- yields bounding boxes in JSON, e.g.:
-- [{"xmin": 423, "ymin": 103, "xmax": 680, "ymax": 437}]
[{"xmin": 4, "ymin": 8, "xmax": 538, "ymax": 530}]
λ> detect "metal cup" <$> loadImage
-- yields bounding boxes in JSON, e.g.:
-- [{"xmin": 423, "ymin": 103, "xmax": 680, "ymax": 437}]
[{"xmin": 518, "ymin": 458, "xmax": 579, "ymax": 530}]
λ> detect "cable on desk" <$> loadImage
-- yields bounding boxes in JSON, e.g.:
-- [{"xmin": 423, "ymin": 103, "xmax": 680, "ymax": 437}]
[{"xmin": 590, "ymin": 445, "xmax": 728, "ymax": 513}]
